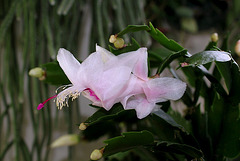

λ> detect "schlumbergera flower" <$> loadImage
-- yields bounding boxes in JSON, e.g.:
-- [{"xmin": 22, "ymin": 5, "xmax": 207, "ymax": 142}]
[{"xmin": 37, "ymin": 45, "xmax": 186, "ymax": 119}]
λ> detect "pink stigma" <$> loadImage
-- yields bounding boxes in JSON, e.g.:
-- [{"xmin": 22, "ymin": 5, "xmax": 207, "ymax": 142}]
[
  {"xmin": 37, "ymin": 95, "xmax": 57, "ymax": 110},
  {"xmin": 85, "ymin": 88, "xmax": 100, "ymax": 101}
]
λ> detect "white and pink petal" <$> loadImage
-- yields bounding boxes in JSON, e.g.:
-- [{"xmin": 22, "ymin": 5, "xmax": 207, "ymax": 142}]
[
  {"xmin": 143, "ymin": 77, "xmax": 186, "ymax": 103},
  {"xmin": 57, "ymin": 48, "xmax": 81, "ymax": 85},
  {"xmin": 124, "ymin": 94, "xmax": 156, "ymax": 119}
]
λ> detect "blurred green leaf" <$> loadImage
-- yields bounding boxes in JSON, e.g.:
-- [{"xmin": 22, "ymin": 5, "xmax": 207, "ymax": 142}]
[
  {"xmin": 181, "ymin": 66, "xmax": 198, "ymax": 87},
  {"xmin": 103, "ymin": 130, "xmax": 154, "ymax": 156},
  {"xmin": 151, "ymin": 109, "xmax": 200, "ymax": 150},
  {"xmin": 156, "ymin": 49, "xmax": 187, "ymax": 74},
  {"xmin": 205, "ymin": 41, "xmax": 217, "ymax": 51},
  {"xmin": 185, "ymin": 51, "xmax": 231, "ymax": 66},
  {"xmin": 0, "ymin": 141, "xmax": 14, "ymax": 161},
  {"xmin": 152, "ymin": 109, "xmax": 185, "ymax": 132},
  {"xmin": 156, "ymin": 141, "xmax": 203, "ymax": 159},
  {"xmin": 216, "ymin": 103, "xmax": 240, "ymax": 158},
  {"xmin": 148, "ymin": 48, "xmax": 173, "ymax": 61},
  {"xmin": 176, "ymin": 7, "xmax": 194, "ymax": 18},
  {"xmin": 82, "ymin": 121, "xmax": 117, "ymax": 141},
  {"xmin": 167, "ymin": 109, "xmax": 192, "ymax": 133},
  {"xmin": 181, "ymin": 18, "xmax": 198, "ymax": 33},
  {"xmin": 208, "ymin": 94, "xmax": 224, "ymax": 148},
  {"xmin": 148, "ymin": 23, "xmax": 184, "ymax": 52},
  {"xmin": 229, "ymin": 62, "xmax": 240, "ymax": 104},
  {"xmin": 107, "ymin": 151, "xmax": 131, "ymax": 161},
  {"xmin": 215, "ymin": 61, "xmax": 232, "ymax": 92},
  {"xmin": 83, "ymin": 104, "xmax": 136, "ymax": 126},
  {"xmin": 157, "ymin": 101, "xmax": 170, "ymax": 113},
  {"xmin": 0, "ymin": 0, "xmax": 20, "ymax": 43},
  {"xmin": 117, "ymin": 25, "xmax": 150, "ymax": 37},
  {"xmin": 116, "ymin": 23, "xmax": 184, "ymax": 52},
  {"xmin": 197, "ymin": 65, "xmax": 228, "ymax": 97},
  {"xmin": 41, "ymin": 61, "xmax": 70, "ymax": 85}
]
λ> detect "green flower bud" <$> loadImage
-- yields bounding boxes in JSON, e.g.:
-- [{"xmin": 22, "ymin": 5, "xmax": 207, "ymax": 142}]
[
  {"xmin": 114, "ymin": 37, "xmax": 125, "ymax": 49},
  {"xmin": 29, "ymin": 67, "xmax": 45, "ymax": 78},
  {"xmin": 109, "ymin": 35, "xmax": 117, "ymax": 43},
  {"xmin": 90, "ymin": 149, "xmax": 103, "ymax": 160},
  {"xmin": 211, "ymin": 33, "xmax": 218, "ymax": 42},
  {"xmin": 50, "ymin": 134, "xmax": 80, "ymax": 148},
  {"xmin": 235, "ymin": 40, "xmax": 240, "ymax": 57}
]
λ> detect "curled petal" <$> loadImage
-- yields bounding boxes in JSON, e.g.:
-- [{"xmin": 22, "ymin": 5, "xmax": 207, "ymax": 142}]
[
  {"xmin": 125, "ymin": 94, "xmax": 156, "ymax": 119},
  {"xmin": 57, "ymin": 48, "xmax": 81, "ymax": 85},
  {"xmin": 143, "ymin": 78, "xmax": 186, "ymax": 103},
  {"xmin": 82, "ymin": 88, "xmax": 103, "ymax": 107},
  {"xmin": 120, "ymin": 75, "xmax": 145, "ymax": 108}
]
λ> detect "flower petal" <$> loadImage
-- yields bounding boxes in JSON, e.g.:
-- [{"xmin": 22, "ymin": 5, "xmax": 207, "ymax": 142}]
[
  {"xmin": 93, "ymin": 66, "xmax": 132, "ymax": 110},
  {"xmin": 132, "ymin": 48, "xmax": 148, "ymax": 81},
  {"xmin": 96, "ymin": 44, "xmax": 117, "ymax": 63},
  {"xmin": 125, "ymin": 94, "xmax": 156, "ymax": 119},
  {"xmin": 81, "ymin": 52, "xmax": 104, "ymax": 75},
  {"xmin": 117, "ymin": 48, "xmax": 148, "ymax": 81},
  {"xmin": 143, "ymin": 78, "xmax": 186, "ymax": 103},
  {"xmin": 120, "ymin": 75, "xmax": 145, "ymax": 108},
  {"xmin": 57, "ymin": 48, "xmax": 81, "ymax": 85}
]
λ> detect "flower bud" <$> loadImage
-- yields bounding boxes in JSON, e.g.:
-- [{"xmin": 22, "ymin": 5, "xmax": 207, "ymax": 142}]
[
  {"xmin": 235, "ymin": 40, "xmax": 240, "ymax": 57},
  {"xmin": 114, "ymin": 37, "xmax": 125, "ymax": 49},
  {"xmin": 79, "ymin": 123, "xmax": 87, "ymax": 130},
  {"xmin": 180, "ymin": 62, "xmax": 189, "ymax": 67},
  {"xmin": 50, "ymin": 134, "xmax": 80, "ymax": 148},
  {"xmin": 211, "ymin": 33, "xmax": 218, "ymax": 42},
  {"xmin": 90, "ymin": 149, "xmax": 103, "ymax": 160},
  {"xmin": 109, "ymin": 35, "xmax": 117, "ymax": 43},
  {"xmin": 29, "ymin": 67, "xmax": 45, "ymax": 78}
]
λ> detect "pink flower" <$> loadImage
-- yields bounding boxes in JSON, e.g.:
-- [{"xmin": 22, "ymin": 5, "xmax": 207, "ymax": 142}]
[
  {"xmin": 38, "ymin": 45, "xmax": 186, "ymax": 119},
  {"xmin": 121, "ymin": 77, "xmax": 186, "ymax": 119},
  {"xmin": 38, "ymin": 45, "xmax": 147, "ymax": 111}
]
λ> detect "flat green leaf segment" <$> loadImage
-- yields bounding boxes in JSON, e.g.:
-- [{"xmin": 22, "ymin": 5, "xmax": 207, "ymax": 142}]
[
  {"xmin": 83, "ymin": 104, "xmax": 136, "ymax": 126},
  {"xmin": 156, "ymin": 49, "xmax": 187, "ymax": 74},
  {"xmin": 103, "ymin": 130, "xmax": 154, "ymax": 157},
  {"xmin": 156, "ymin": 141, "xmax": 203, "ymax": 158},
  {"xmin": 152, "ymin": 109, "xmax": 185, "ymax": 132},
  {"xmin": 117, "ymin": 25, "xmax": 150, "ymax": 37},
  {"xmin": 185, "ymin": 51, "xmax": 231, "ymax": 66},
  {"xmin": 41, "ymin": 61, "xmax": 71, "ymax": 85},
  {"xmin": 117, "ymin": 23, "xmax": 184, "ymax": 52}
]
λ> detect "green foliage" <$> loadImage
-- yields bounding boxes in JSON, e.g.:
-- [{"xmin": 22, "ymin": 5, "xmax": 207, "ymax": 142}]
[
  {"xmin": 41, "ymin": 61, "xmax": 70, "ymax": 85},
  {"xmin": 83, "ymin": 104, "xmax": 137, "ymax": 126},
  {"xmin": 156, "ymin": 141, "xmax": 203, "ymax": 159},
  {"xmin": 116, "ymin": 23, "xmax": 184, "ymax": 52},
  {"xmin": 2, "ymin": 0, "xmax": 240, "ymax": 159},
  {"xmin": 103, "ymin": 131, "xmax": 154, "ymax": 157},
  {"xmin": 22, "ymin": 22, "xmax": 240, "ymax": 160},
  {"xmin": 78, "ymin": 23, "xmax": 240, "ymax": 161},
  {"xmin": 185, "ymin": 51, "xmax": 231, "ymax": 66}
]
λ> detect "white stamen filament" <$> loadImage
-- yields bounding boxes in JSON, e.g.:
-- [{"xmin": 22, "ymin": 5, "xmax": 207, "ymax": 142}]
[{"xmin": 56, "ymin": 87, "xmax": 81, "ymax": 110}]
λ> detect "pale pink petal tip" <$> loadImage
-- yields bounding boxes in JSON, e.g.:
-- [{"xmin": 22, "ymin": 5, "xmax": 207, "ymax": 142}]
[{"xmin": 37, "ymin": 103, "xmax": 44, "ymax": 110}]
